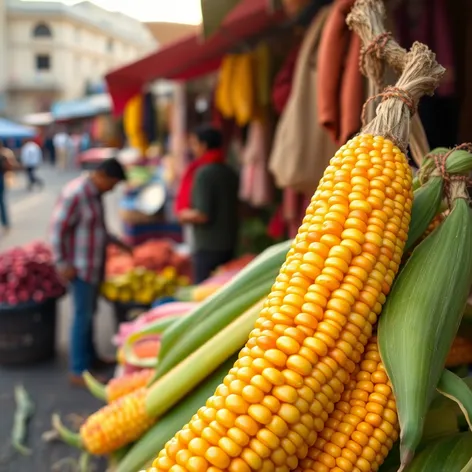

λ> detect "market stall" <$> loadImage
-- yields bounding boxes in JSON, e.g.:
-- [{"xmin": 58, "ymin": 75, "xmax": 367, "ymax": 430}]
[{"xmin": 44, "ymin": 1, "xmax": 472, "ymax": 471}]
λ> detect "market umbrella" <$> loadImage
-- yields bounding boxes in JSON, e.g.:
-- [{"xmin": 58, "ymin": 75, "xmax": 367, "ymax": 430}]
[{"xmin": 0, "ymin": 118, "xmax": 36, "ymax": 140}]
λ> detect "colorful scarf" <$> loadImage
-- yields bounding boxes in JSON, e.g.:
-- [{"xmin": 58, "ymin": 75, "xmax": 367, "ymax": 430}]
[{"xmin": 175, "ymin": 149, "xmax": 225, "ymax": 213}]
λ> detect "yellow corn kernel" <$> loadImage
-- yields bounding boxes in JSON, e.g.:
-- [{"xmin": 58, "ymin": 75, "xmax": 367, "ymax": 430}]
[
  {"xmin": 147, "ymin": 135, "xmax": 411, "ymax": 471},
  {"xmin": 301, "ymin": 338, "xmax": 399, "ymax": 472},
  {"xmin": 106, "ymin": 369, "xmax": 155, "ymax": 403},
  {"xmin": 80, "ymin": 387, "xmax": 156, "ymax": 455}
]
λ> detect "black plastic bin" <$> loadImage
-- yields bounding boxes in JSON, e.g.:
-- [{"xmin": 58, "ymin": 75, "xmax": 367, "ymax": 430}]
[
  {"xmin": 109, "ymin": 300, "xmax": 151, "ymax": 326},
  {"xmin": 0, "ymin": 298, "xmax": 58, "ymax": 366}
]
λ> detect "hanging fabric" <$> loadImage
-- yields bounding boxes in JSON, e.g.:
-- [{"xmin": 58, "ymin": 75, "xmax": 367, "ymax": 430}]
[
  {"xmin": 123, "ymin": 94, "xmax": 148, "ymax": 155},
  {"xmin": 142, "ymin": 91, "xmax": 158, "ymax": 144},
  {"xmin": 239, "ymin": 117, "xmax": 273, "ymax": 208},
  {"xmin": 231, "ymin": 53, "xmax": 256, "ymax": 126},
  {"xmin": 215, "ymin": 55, "xmax": 237, "ymax": 119},
  {"xmin": 269, "ymin": 6, "xmax": 337, "ymax": 195},
  {"xmin": 253, "ymin": 42, "xmax": 272, "ymax": 110},
  {"xmin": 271, "ymin": 41, "xmax": 302, "ymax": 114},
  {"xmin": 316, "ymin": 0, "xmax": 364, "ymax": 145}
]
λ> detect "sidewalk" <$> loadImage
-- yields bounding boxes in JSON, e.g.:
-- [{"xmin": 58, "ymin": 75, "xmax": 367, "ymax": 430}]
[{"xmin": 0, "ymin": 166, "xmax": 119, "ymax": 471}]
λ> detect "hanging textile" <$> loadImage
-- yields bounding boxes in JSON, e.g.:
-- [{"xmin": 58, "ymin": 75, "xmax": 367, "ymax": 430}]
[
  {"xmin": 239, "ymin": 118, "xmax": 273, "ymax": 207},
  {"xmin": 142, "ymin": 91, "xmax": 158, "ymax": 144},
  {"xmin": 271, "ymin": 41, "xmax": 302, "ymax": 114},
  {"xmin": 123, "ymin": 94, "xmax": 148, "ymax": 154},
  {"xmin": 269, "ymin": 6, "xmax": 337, "ymax": 195},
  {"xmin": 316, "ymin": 0, "xmax": 363, "ymax": 145},
  {"xmin": 253, "ymin": 42, "xmax": 272, "ymax": 110},
  {"xmin": 215, "ymin": 53, "xmax": 256, "ymax": 126},
  {"xmin": 215, "ymin": 55, "xmax": 237, "ymax": 119},
  {"xmin": 231, "ymin": 53, "xmax": 256, "ymax": 126}
]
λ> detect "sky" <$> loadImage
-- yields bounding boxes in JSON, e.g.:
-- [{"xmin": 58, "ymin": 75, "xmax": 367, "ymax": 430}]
[{"xmin": 27, "ymin": 0, "xmax": 203, "ymax": 23}]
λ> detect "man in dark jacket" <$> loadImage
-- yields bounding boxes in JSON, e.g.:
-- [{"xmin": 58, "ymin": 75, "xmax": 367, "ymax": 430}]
[{"xmin": 176, "ymin": 125, "xmax": 239, "ymax": 283}]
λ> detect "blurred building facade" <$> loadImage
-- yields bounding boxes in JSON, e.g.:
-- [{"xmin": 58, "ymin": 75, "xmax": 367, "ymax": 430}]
[{"xmin": 0, "ymin": 0, "xmax": 156, "ymax": 118}]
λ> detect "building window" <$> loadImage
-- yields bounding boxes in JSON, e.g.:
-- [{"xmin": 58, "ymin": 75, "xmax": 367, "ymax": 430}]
[
  {"xmin": 33, "ymin": 23, "xmax": 52, "ymax": 38},
  {"xmin": 36, "ymin": 54, "xmax": 51, "ymax": 71},
  {"xmin": 107, "ymin": 38, "xmax": 114, "ymax": 52}
]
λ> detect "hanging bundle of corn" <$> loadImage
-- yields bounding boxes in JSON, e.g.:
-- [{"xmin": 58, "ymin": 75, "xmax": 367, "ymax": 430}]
[{"xmin": 141, "ymin": 25, "xmax": 444, "ymax": 470}]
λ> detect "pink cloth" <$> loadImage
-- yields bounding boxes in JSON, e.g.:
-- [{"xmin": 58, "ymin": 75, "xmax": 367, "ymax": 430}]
[{"xmin": 239, "ymin": 120, "xmax": 272, "ymax": 207}]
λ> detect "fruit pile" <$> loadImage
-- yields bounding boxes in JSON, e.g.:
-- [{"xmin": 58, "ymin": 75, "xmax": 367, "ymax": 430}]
[
  {"xmin": 105, "ymin": 240, "xmax": 191, "ymax": 279},
  {"xmin": 101, "ymin": 267, "xmax": 189, "ymax": 305},
  {"xmin": 0, "ymin": 242, "xmax": 65, "ymax": 307}
]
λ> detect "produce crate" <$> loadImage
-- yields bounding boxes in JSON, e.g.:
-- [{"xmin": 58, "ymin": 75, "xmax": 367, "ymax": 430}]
[
  {"xmin": 109, "ymin": 300, "xmax": 151, "ymax": 326},
  {"xmin": 0, "ymin": 298, "xmax": 58, "ymax": 366}
]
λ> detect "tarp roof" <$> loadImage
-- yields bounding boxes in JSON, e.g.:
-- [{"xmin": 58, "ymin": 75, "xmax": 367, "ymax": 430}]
[
  {"xmin": 0, "ymin": 118, "xmax": 36, "ymax": 139},
  {"xmin": 106, "ymin": 0, "xmax": 285, "ymax": 115},
  {"xmin": 51, "ymin": 94, "xmax": 112, "ymax": 121}
]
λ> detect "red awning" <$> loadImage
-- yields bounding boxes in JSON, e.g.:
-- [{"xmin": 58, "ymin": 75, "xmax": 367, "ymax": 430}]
[{"xmin": 106, "ymin": 0, "xmax": 285, "ymax": 115}]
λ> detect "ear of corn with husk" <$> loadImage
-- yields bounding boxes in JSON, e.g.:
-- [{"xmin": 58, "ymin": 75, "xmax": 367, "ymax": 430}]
[
  {"xmin": 145, "ymin": 130, "xmax": 413, "ymax": 471},
  {"xmin": 378, "ymin": 182, "xmax": 472, "ymax": 469}
]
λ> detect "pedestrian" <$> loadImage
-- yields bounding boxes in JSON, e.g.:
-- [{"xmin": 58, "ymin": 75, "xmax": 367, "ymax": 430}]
[
  {"xmin": 49, "ymin": 158, "xmax": 131, "ymax": 386},
  {"xmin": 20, "ymin": 138, "xmax": 44, "ymax": 191},
  {"xmin": 44, "ymin": 134, "xmax": 56, "ymax": 165},
  {"xmin": 0, "ymin": 142, "xmax": 17, "ymax": 232},
  {"xmin": 53, "ymin": 129, "xmax": 71, "ymax": 170},
  {"xmin": 175, "ymin": 125, "xmax": 239, "ymax": 284}
]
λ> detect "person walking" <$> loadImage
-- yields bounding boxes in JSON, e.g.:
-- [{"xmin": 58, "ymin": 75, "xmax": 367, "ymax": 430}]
[
  {"xmin": 50, "ymin": 158, "xmax": 131, "ymax": 386},
  {"xmin": 175, "ymin": 125, "xmax": 239, "ymax": 284},
  {"xmin": 0, "ymin": 143, "xmax": 17, "ymax": 231},
  {"xmin": 53, "ymin": 130, "xmax": 71, "ymax": 170},
  {"xmin": 21, "ymin": 138, "xmax": 44, "ymax": 191}
]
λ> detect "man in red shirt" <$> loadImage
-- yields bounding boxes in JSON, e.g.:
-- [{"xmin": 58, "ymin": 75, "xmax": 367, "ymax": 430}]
[{"xmin": 50, "ymin": 158, "xmax": 130, "ymax": 386}]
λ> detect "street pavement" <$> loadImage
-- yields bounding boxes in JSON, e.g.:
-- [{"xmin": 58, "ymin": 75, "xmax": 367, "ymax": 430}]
[{"xmin": 0, "ymin": 165, "xmax": 120, "ymax": 471}]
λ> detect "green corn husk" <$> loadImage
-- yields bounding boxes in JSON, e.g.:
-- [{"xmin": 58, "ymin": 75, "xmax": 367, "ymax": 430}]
[
  {"xmin": 378, "ymin": 183, "xmax": 472, "ymax": 469},
  {"xmin": 412, "ymin": 148, "xmax": 449, "ymax": 190},
  {"xmin": 379, "ymin": 376, "xmax": 472, "ymax": 472},
  {"xmin": 156, "ymin": 239, "xmax": 291, "ymax": 364},
  {"xmin": 405, "ymin": 177, "xmax": 443, "ymax": 252},
  {"xmin": 418, "ymin": 147, "xmax": 472, "ymax": 185},
  {"xmin": 151, "ymin": 275, "xmax": 274, "ymax": 381},
  {"xmin": 116, "ymin": 355, "xmax": 237, "ymax": 472},
  {"xmin": 402, "ymin": 433, "xmax": 472, "ymax": 472}
]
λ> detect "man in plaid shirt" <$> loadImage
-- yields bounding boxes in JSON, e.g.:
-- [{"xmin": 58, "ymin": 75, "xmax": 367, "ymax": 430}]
[{"xmin": 50, "ymin": 158, "xmax": 130, "ymax": 386}]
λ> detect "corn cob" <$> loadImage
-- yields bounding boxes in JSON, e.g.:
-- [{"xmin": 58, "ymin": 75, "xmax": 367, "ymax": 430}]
[
  {"xmin": 84, "ymin": 369, "xmax": 156, "ymax": 403},
  {"xmin": 145, "ymin": 131, "xmax": 412, "ymax": 472},
  {"xmin": 117, "ymin": 356, "xmax": 238, "ymax": 472},
  {"xmin": 143, "ymin": 38, "xmax": 442, "ymax": 472},
  {"xmin": 107, "ymin": 369, "xmax": 155, "ymax": 403},
  {"xmin": 80, "ymin": 387, "xmax": 156, "ymax": 455},
  {"xmin": 298, "ymin": 338, "xmax": 399, "ymax": 472},
  {"xmin": 445, "ymin": 337, "xmax": 472, "ymax": 368}
]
